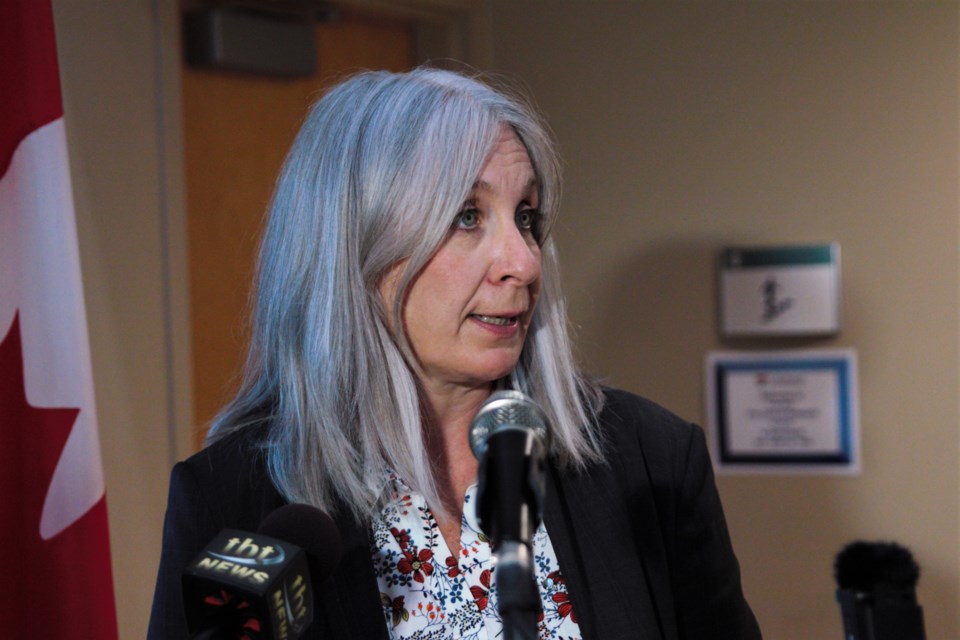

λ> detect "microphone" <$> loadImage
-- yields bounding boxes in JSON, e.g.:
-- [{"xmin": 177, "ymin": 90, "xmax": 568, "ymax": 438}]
[
  {"xmin": 834, "ymin": 540, "xmax": 926, "ymax": 640},
  {"xmin": 182, "ymin": 504, "xmax": 341, "ymax": 639},
  {"xmin": 468, "ymin": 390, "xmax": 549, "ymax": 640}
]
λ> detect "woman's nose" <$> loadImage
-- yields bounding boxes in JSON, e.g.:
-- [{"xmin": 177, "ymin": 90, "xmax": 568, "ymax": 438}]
[{"xmin": 489, "ymin": 216, "xmax": 541, "ymax": 285}]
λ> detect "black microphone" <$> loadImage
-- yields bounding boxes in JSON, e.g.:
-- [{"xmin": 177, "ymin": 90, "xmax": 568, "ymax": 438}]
[
  {"xmin": 182, "ymin": 504, "xmax": 341, "ymax": 639},
  {"xmin": 834, "ymin": 540, "xmax": 926, "ymax": 640},
  {"xmin": 468, "ymin": 390, "xmax": 549, "ymax": 640}
]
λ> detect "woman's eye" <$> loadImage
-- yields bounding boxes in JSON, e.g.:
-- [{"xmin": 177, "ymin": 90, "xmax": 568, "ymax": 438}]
[
  {"xmin": 455, "ymin": 208, "xmax": 481, "ymax": 230},
  {"xmin": 516, "ymin": 209, "xmax": 538, "ymax": 232}
]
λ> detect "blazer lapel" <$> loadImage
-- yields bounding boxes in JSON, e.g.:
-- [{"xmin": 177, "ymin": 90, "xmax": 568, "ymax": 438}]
[
  {"xmin": 312, "ymin": 512, "xmax": 387, "ymax": 639},
  {"xmin": 543, "ymin": 459, "xmax": 672, "ymax": 640}
]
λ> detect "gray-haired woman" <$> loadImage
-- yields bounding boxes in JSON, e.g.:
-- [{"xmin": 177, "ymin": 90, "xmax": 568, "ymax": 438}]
[{"xmin": 149, "ymin": 67, "xmax": 761, "ymax": 640}]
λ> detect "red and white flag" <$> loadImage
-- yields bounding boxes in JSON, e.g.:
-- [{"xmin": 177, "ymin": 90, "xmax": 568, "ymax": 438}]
[{"xmin": 0, "ymin": 1, "xmax": 119, "ymax": 636}]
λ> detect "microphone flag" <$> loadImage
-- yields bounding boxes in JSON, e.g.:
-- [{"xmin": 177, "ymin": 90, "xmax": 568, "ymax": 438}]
[
  {"xmin": 183, "ymin": 529, "xmax": 314, "ymax": 639},
  {"xmin": 0, "ymin": 1, "xmax": 118, "ymax": 637}
]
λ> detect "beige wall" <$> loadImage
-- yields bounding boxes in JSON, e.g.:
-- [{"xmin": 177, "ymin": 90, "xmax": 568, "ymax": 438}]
[
  {"xmin": 49, "ymin": 0, "xmax": 959, "ymax": 637},
  {"xmin": 487, "ymin": 1, "xmax": 959, "ymax": 638}
]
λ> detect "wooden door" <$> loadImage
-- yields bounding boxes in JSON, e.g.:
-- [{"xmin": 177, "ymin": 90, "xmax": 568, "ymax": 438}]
[{"xmin": 182, "ymin": 11, "xmax": 415, "ymax": 448}]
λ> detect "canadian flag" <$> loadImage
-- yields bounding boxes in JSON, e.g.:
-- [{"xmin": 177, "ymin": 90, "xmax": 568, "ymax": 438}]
[{"xmin": 0, "ymin": 0, "xmax": 119, "ymax": 637}]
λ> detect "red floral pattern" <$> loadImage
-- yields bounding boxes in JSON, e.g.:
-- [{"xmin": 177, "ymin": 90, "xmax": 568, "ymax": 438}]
[
  {"xmin": 397, "ymin": 547, "xmax": 434, "ymax": 583},
  {"xmin": 469, "ymin": 569, "xmax": 492, "ymax": 612},
  {"xmin": 370, "ymin": 473, "xmax": 581, "ymax": 639}
]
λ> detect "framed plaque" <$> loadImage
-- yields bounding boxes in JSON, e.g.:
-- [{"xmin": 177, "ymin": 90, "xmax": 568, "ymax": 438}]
[
  {"xmin": 705, "ymin": 349, "xmax": 859, "ymax": 474},
  {"xmin": 719, "ymin": 244, "xmax": 841, "ymax": 337}
]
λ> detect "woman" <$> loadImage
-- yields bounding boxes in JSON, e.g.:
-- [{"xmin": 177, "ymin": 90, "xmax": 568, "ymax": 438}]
[{"xmin": 149, "ymin": 68, "xmax": 761, "ymax": 639}]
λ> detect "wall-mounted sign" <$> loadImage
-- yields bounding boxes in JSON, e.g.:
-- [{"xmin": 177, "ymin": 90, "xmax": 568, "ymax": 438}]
[
  {"xmin": 705, "ymin": 349, "xmax": 859, "ymax": 475},
  {"xmin": 719, "ymin": 244, "xmax": 841, "ymax": 337}
]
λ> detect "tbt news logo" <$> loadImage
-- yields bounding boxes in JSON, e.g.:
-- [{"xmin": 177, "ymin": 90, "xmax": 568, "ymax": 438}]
[
  {"xmin": 202, "ymin": 534, "xmax": 287, "ymax": 584},
  {"xmin": 184, "ymin": 529, "xmax": 313, "ymax": 639}
]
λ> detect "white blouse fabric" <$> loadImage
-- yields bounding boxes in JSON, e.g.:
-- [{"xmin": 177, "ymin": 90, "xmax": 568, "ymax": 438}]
[{"xmin": 370, "ymin": 473, "xmax": 582, "ymax": 640}]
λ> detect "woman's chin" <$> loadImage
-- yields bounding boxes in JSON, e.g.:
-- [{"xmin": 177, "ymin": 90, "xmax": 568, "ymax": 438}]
[{"xmin": 474, "ymin": 360, "xmax": 522, "ymax": 388}]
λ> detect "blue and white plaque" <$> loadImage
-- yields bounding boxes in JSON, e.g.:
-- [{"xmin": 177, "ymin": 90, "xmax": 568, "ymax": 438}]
[{"xmin": 705, "ymin": 349, "xmax": 859, "ymax": 474}]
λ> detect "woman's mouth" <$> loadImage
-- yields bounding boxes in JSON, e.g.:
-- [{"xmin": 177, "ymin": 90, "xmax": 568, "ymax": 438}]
[{"xmin": 471, "ymin": 314, "xmax": 519, "ymax": 326}]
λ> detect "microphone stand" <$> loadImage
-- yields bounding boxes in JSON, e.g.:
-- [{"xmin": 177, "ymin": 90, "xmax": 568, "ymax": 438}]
[
  {"xmin": 496, "ymin": 541, "xmax": 540, "ymax": 640},
  {"xmin": 469, "ymin": 391, "xmax": 550, "ymax": 640},
  {"xmin": 482, "ymin": 427, "xmax": 542, "ymax": 640}
]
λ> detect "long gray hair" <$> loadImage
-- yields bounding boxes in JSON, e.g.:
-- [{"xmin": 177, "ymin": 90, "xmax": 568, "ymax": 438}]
[{"xmin": 207, "ymin": 67, "xmax": 604, "ymax": 521}]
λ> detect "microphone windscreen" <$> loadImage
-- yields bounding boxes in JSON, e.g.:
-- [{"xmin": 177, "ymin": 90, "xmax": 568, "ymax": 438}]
[
  {"xmin": 468, "ymin": 389, "xmax": 549, "ymax": 460},
  {"xmin": 834, "ymin": 541, "xmax": 920, "ymax": 592},
  {"xmin": 258, "ymin": 503, "xmax": 342, "ymax": 582}
]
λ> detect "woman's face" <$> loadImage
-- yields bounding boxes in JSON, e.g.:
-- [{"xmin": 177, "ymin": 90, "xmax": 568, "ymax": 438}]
[{"xmin": 380, "ymin": 125, "xmax": 542, "ymax": 397}]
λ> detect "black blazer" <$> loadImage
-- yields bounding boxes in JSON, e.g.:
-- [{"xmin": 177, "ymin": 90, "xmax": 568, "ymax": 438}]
[{"xmin": 149, "ymin": 388, "xmax": 761, "ymax": 639}]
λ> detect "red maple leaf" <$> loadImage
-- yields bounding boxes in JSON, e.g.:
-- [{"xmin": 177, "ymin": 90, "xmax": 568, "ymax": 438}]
[
  {"xmin": 0, "ymin": 315, "xmax": 117, "ymax": 638},
  {"xmin": 0, "ymin": 0, "xmax": 63, "ymax": 177}
]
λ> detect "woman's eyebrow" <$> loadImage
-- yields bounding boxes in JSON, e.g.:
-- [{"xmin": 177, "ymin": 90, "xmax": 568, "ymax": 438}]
[{"xmin": 471, "ymin": 177, "xmax": 539, "ymax": 193}]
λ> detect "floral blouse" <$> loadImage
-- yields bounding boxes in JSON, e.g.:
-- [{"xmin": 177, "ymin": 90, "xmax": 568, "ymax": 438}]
[{"xmin": 370, "ymin": 473, "xmax": 582, "ymax": 640}]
